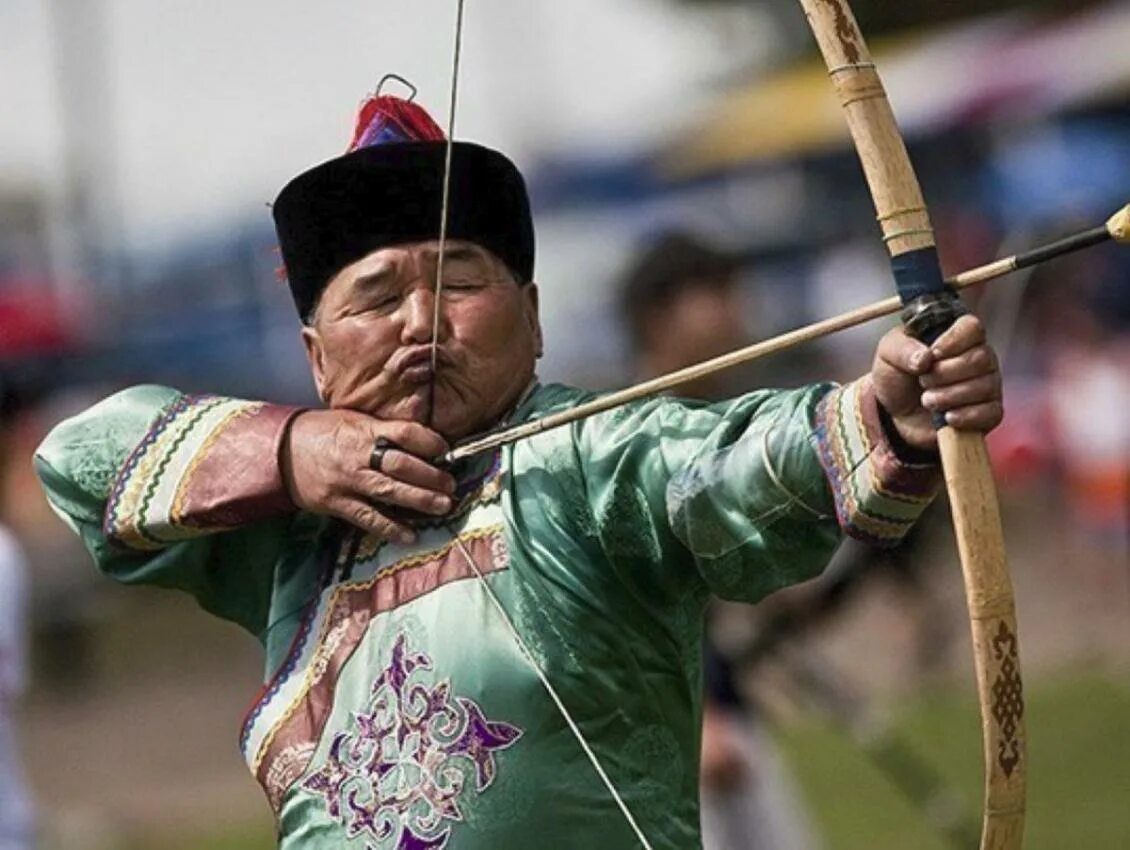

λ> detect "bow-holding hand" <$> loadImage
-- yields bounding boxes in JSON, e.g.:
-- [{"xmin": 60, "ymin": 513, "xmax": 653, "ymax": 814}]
[
  {"xmin": 871, "ymin": 314, "xmax": 1004, "ymax": 452},
  {"xmin": 280, "ymin": 410, "xmax": 456, "ymax": 544}
]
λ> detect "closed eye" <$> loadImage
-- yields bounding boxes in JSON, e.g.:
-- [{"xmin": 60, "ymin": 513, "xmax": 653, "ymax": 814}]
[
  {"xmin": 442, "ymin": 279, "xmax": 487, "ymax": 292},
  {"xmin": 357, "ymin": 293, "xmax": 400, "ymax": 314}
]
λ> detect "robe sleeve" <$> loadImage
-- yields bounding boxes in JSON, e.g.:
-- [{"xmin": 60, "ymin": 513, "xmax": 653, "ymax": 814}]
[
  {"xmin": 577, "ymin": 377, "xmax": 939, "ymax": 604},
  {"xmin": 34, "ymin": 384, "xmax": 305, "ymax": 637}
]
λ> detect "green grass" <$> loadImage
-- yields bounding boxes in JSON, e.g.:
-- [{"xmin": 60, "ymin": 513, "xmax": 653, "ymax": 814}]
[
  {"xmin": 131, "ymin": 673, "xmax": 1129, "ymax": 849},
  {"xmin": 779, "ymin": 671, "xmax": 1130, "ymax": 850},
  {"xmin": 129, "ymin": 823, "xmax": 274, "ymax": 850}
]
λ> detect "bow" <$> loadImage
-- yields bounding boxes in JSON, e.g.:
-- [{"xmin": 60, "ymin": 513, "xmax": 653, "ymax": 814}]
[{"xmin": 798, "ymin": 2, "xmax": 1026, "ymax": 848}]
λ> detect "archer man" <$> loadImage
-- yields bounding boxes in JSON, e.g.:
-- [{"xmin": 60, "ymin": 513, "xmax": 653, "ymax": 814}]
[{"xmin": 36, "ymin": 95, "xmax": 1003, "ymax": 849}]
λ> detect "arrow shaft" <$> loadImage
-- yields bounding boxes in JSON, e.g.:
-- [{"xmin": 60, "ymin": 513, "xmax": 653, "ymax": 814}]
[{"xmin": 445, "ymin": 217, "xmax": 1113, "ymax": 464}]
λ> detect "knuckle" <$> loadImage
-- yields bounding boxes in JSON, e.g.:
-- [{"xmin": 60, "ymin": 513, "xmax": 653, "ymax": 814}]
[
  {"xmin": 378, "ymin": 420, "xmax": 414, "ymax": 449},
  {"xmin": 961, "ymin": 312, "xmax": 984, "ymax": 332},
  {"xmin": 418, "ymin": 424, "xmax": 447, "ymax": 451},
  {"xmin": 387, "ymin": 421, "xmax": 442, "ymax": 456},
  {"xmin": 369, "ymin": 515, "xmax": 396, "ymax": 538},
  {"xmin": 373, "ymin": 423, "xmax": 399, "ymax": 447},
  {"xmin": 350, "ymin": 505, "xmax": 374, "ymax": 526},
  {"xmin": 369, "ymin": 476, "xmax": 392, "ymax": 500},
  {"xmin": 314, "ymin": 483, "xmax": 336, "ymax": 506},
  {"xmin": 387, "ymin": 419, "xmax": 414, "ymax": 440}
]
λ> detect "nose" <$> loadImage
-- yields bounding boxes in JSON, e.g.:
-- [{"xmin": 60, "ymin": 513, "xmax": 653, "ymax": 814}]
[{"xmin": 401, "ymin": 284, "xmax": 441, "ymax": 345}]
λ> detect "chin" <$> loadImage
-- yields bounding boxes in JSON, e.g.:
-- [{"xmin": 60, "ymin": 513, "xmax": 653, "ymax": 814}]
[
  {"xmin": 430, "ymin": 410, "xmax": 475, "ymax": 443},
  {"xmin": 361, "ymin": 390, "xmax": 430, "ymax": 423}
]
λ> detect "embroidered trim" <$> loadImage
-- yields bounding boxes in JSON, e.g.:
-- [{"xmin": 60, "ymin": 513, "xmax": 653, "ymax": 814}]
[
  {"xmin": 251, "ymin": 524, "xmax": 508, "ymax": 779},
  {"xmin": 252, "ymin": 592, "xmax": 353, "ymax": 775},
  {"xmin": 346, "ymin": 524, "xmax": 504, "ymax": 592},
  {"xmin": 104, "ymin": 395, "xmax": 267, "ymax": 549},
  {"xmin": 169, "ymin": 404, "xmax": 258, "ymax": 525},
  {"xmin": 133, "ymin": 402, "xmax": 228, "ymax": 534},
  {"xmin": 299, "ymin": 632, "xmax": 521, "ymax": 847},
  {"xmin": 104, "ymin": 394, "xmax": 205, "ymax": 548},
  {"xmin": 239, "ymin": 556, "xmax": 333, "ymax": 757},
  {"xmin": 814, "ymin": 380, "xmax": 938, "ymax": 546}
]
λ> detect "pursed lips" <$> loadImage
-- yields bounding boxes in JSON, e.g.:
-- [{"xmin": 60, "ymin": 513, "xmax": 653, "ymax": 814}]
[{"xmin": 389, "ymin": 346, "xmax": 448, "ymax": 384}]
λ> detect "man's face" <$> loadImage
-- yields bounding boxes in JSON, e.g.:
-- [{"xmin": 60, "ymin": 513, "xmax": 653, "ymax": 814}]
[{"xmin": 302, "ymin": 240, "xmax": 542, "ymax": 440}]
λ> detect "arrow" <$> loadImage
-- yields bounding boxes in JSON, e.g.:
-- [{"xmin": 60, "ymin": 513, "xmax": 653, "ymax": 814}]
[{"xmin": 444, "ymin": 203, "xmax": 1128, "ymax": 465}]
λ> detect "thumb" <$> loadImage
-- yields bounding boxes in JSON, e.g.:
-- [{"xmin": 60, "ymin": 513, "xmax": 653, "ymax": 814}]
[{"xmin": 872, "ymin": 327, "xmax": 934, "ymax": 415}]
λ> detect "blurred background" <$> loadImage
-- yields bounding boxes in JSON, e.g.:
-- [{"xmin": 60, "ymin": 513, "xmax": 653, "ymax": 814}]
[{"xmin": 1, "ymin": 0, "xmax": 1127, "ymax": 848}]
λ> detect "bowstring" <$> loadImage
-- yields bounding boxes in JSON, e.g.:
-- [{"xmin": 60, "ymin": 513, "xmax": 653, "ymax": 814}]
[
  {"xmin": 448, "ymin": 531, "xmax": 656, "ymax": 849},
  {"xmin": 431, "ymin": 5, "xmax": 654, "ymax": 848},
  {"xmin": 428, "ymin": 0, "xmax": 465, "ymax": 424}
]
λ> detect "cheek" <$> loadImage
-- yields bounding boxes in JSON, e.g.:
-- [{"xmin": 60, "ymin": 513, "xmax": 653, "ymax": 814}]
[
  {"xmin": 455, "ymin": 299, "xmax": 532, "ymax": 360},
  {"xmin": 321, "ymin": 322, "xmax": 396, "ymax": 379}
]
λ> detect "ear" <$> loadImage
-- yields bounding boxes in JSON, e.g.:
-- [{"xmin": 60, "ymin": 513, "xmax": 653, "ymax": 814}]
[
  {"xmin": 523, "ymin": 282, "xmax": 544, "ymax": 358},
  {"xmin": 301, "ymin": 325, "xmax": 331, "ymax": 403}
]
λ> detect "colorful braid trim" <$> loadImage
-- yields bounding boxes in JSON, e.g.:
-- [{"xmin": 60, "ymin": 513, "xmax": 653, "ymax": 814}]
[
  {"xmin": 104, "ymin": 394, "xmax": 300, "ymax": 550},
  {"xmin": 814, "ymin": 378, "xmax": 940, "ymax": 547}
]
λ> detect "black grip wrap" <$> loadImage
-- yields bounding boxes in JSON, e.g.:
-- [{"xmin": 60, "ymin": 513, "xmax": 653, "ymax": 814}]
[
  {"xmin": 901, "ymin": 292, "xmax": 969, "ymax": 430},
  {"xmin": 896, "ymin": 247, "xmax": 968, "ymax": 431},
  {"xmin": 891, "ymin": 246, "xmax": 947, "ymax": 304}
]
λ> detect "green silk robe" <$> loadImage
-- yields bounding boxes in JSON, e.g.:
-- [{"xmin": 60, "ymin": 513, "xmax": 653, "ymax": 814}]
[{"xmin": 35, "ymin": 379, "xmax": 937, "ymax": 849}]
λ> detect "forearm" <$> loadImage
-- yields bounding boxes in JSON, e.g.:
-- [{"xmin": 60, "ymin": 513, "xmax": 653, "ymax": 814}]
[
  {"xmin": 663, "ymin": 384, "xmax": 842, "ymax": 601},
  {"xmin": 661, "ymin": 379, "xmax": 939, "ymax": 603}
]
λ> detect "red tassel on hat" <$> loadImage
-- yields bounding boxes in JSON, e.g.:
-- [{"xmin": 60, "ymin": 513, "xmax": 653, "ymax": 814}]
[{"xmin": 347, "ymin": 95, "xmax": 445, "ymax": 151}]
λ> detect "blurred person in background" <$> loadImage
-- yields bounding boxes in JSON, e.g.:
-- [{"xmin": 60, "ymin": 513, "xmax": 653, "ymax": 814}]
[
  {"xmin": 1036, "ymin": 256, "xmax": 1130, "ymax": 554},
  {"xmin": 618, "ymin": 232, "xmax": 821, "ymax": 850},
  {"xmin": 0, "ymin": 380, "xmax": 34, "ymax": 850},
  {"xmin": 33, "ymin": 94, "xmax": 1004, "ymax": 849}
]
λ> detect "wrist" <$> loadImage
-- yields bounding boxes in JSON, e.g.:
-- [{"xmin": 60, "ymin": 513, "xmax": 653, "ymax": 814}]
[
  {"xmin": 277, "ymin": 408, "xmax": 313, "ymax": 510},
  {"xmin": 876, "ymin": 401, "xmax": 940, "ymax": 465}
]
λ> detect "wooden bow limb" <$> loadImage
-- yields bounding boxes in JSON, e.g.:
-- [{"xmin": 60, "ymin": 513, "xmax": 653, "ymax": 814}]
[
  {"xmin": 444, "ymin": 203, "xmax": 1126, "ymax": 466},
  {"xmin": 797, "ymin": 1, "xmax": 1025, "ymax": 847}
]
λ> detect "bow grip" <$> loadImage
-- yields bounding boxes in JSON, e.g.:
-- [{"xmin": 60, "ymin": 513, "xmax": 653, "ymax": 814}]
[{"xmin": 900, "ymin": 288, "xmax": 969, "ymax": 430}]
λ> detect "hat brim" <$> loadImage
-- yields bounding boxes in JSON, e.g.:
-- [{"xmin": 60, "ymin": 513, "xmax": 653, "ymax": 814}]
[{"xmin": 273, "ymin": 141, "xmax": 534, "ymax": 320}]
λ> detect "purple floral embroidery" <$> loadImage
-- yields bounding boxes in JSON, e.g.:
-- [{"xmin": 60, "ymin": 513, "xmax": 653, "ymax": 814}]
[{"xmin": 301, "ymin": 633, "xmax": 522, "ymax": 848}]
